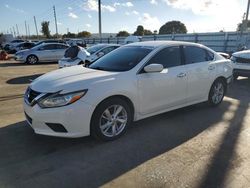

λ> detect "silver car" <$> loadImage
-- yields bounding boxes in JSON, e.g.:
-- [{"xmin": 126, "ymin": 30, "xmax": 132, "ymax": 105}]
[{"xmin": 15, "ymin": 43, "xmax": 69, "ymax": 64}]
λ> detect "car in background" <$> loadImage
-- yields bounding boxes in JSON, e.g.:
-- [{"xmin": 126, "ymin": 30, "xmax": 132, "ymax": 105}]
[
  {"xmin": 217, "ymin": 52, "xmax": 230, "ymax": 59},
  {"xmin": 66, "ymin": 39, "xmax": 86, "ymax": 48},
  {"xmin": 13, "ymin": 42, "xmax": 36, "ymax": 53},
  {"xmin": 4, "ymin": 39, "xmax": 25, "ymax": 53},
  {"xmin": 23, "ymin": 41, "xmax": 232, "ymax": 141},
  {"xmin": 124, "ymin": 35, "xmax": 142, "ymax": 44},
  {"xmin": 34, "ymin": 39, "xmax": 66, "ymax": 47},
  {"xmin": 15, "ymin": 43, "xmax": 69, "ymax": 64},
  {"xmin": 230, "ymin": 50, "xmax": 250, "ymax": 79},
  {"xmin": 85, "ymin": 44, "xmax": 120, "ymax": 65}
]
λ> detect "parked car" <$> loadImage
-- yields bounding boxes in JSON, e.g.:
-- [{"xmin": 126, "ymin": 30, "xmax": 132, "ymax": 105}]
[
  {"xmin": 230, "ymin": 49, "xmax": 250, "ymax": 79},
  {"xmin": 124, "ymin": 35, "xmax": 142, "ymax": 44},
  {"xmin": 66, "ymin": 39, "xmax": 86, "ymax": 48},
  {"xmin": 85, "ymin": 44, "xmax": 120, "ymax": 65},
  {"xmin": 58, "ymin": 45, "xmax": 90, "ymax": 68},
  {"xmin": 15, "ymin": 43, "xmax": 69, "ymax": 64},
  {"xmin": 217, "ymin": 52, "xmax": 230, "ymax": 59},
  {"xmin": 5, "ymin": 39, "xmax": 25, "ymax": 53},
  {"xmin": 13, "ymin": 42, "xmax": 35, "ymax": 53},
  {"xmin": 34, "ymin": 39, "xmax": 66, "ymax": 47},
  {"xmin": 23, "ymin": 41, "xmax": 232, "ymax": 141}
]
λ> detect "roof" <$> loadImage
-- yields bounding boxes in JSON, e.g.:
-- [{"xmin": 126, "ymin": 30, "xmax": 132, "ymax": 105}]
[{"xmin": 126, "ymin": 40, "xmax": 205, "ymax": 49}]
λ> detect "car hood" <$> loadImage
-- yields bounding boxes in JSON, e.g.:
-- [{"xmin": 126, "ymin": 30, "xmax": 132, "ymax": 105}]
[
  {"xmin": 30, "ymin": 65, "xmax": 118, "ymax": 93},
  {"xmin": 232, "ymin": 50, "xmax": 250, "ymax": 58}
]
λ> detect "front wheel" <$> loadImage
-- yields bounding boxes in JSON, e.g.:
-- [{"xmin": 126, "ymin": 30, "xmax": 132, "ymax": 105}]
[
  {"xmin": 26, "ymin": 55, "xmax": 38, "ymax": 65},
  {"xmin": 91, "ymin": 98, "xmax": 132, "ymax": 141},
  {"xmin": 208, "ymin": 79, "xmax": 226, "ymax": 106}
]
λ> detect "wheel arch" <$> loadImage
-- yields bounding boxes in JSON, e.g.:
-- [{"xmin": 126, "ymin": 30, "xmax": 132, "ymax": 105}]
[{"xmin": 91, "ymin": 94, "xmax": 135, "ymax": 123}]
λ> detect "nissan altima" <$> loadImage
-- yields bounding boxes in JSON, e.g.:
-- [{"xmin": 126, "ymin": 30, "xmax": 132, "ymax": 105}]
[{"xmin": 23, "ymin": 41, "xmax": 233, "ymax": 141}]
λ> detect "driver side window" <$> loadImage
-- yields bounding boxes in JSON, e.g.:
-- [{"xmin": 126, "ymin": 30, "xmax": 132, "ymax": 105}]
[{"xmin": 147, "ymin": 46, "xmax": 182, "ymax": 68}]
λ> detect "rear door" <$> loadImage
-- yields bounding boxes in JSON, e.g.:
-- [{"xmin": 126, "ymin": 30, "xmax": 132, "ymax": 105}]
[
  {"xmin": 183, "ymin": 45, "xmax": 216, "ymax": 103},
  {"xmin": 54, "ymin": 44, "xmax": 68, "ymax": 60}
]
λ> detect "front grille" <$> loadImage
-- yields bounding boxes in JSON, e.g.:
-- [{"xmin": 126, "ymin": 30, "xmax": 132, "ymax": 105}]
[
  {"xmin": 26, "ymin": 87, "xmax": 41, "ymax": 104},
  {"xmin": 235, "ymin": 57, "xmax": 250, "ymax": 64}
]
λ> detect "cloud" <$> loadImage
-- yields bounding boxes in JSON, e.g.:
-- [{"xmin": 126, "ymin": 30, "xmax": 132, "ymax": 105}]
[
  {"xmin": 114, "ymin": 2, "xmax": 133, "ymax": 7},
  {"xmin": 68, "ymin": 7, "xmax": 72, "ymax": 10},
  {"xmin": 57, "ymin": 22, "xmax": 63, "ymax": 25},
  {"xmin": 68, "ymin": 12, "xmax": 78, "ymax": 19},
  {"xmin": 164, "ymin": 0, "xmax": 242, "ymax": 31},
  {"xmin": 82, "ymin": 0, "xmax": 116, "ymax": 12},
  {"xmin": 125, "ymin": 10, "xmax": 139, "ymax": 16},
  {"xmin": 139, "ymin": 13, "xmax": 161, "ymax": 31},
  {"xmin": 5, "ymin": 4, "xmax": 27, "ymax": 14},
  {"xmin": 86, "ymin": 24, "xmax": 91, "ymax": 28},
  {"xmin": 132, "ymin": 10, "xmax": 139, "ymax": 15},
  {"xmin": 87, "ymin": 14, "xmax": 92, "ymax": 18},
  {"xmin": 150, "ymin": 0, "xmax": 158, "ymax": 5}
]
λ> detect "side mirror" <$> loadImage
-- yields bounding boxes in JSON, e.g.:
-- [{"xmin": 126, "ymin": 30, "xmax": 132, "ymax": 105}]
[
  {"xmin": 97, "ymin": 52, "xmax": 105, "ymax": 57},
  {"xmin": 144, "ymin": 64, "xmax": 164, "ymax": 73}
]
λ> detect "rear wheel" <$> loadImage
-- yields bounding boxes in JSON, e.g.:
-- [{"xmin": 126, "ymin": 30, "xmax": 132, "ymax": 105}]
[
  {"xmin": 26, "ymin": 55, "xmax": 38, "ymax": 65},
  {"xmin": 208, "ymin": 79, "xmax": 226, "ymax": 106},
  {"xmin": 91, "ymin": 98, "xmax": 132, "ymax": 141}
]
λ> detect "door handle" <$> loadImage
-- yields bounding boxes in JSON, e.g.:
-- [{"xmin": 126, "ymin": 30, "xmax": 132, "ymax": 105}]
[
  {"xmin": 177, "ymin": 73, "xmax": 186, "ymax": 78},
  {"xmin": 208, "ymin": 65, "xmax": 215, "ymax": 70}
]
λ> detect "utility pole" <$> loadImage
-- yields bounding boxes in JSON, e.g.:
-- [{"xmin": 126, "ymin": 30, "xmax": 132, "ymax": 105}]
[
  {"xmin": 28, "ymin": 24, "xmax": 30, "ymax": 39},
  {"xmin": 16, "ymin": 24, "xmax": 19, "ymax": 37},
  {"xmin": 246, "ymin": 0, "xmax": 250, "ymax": 21},
  {"xmin": 53, "ymin": 5, "xmax": 58, "ymax": 38},
  {"xmin": 12, "ymin": 26, "xmax": 16, "ymax": 38},
  {"xmin": 25, "ymin": 21, "xmax": 28, "ymax": 40},
  {"xmin": 98, "ymin": 0, "xmax": 102, "ymax": 38},
  {"xmin": 34, "ymin": 16, "xmax": 39, "ymax": 39}
]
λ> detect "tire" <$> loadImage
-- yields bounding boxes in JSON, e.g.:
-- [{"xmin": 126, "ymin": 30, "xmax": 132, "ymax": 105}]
[
  {"xmin": 26, "ymin": 55, "xmax": 38, "ymax": 65},
  {"xmin": 208, "ymin": 79, "xmax": 226, "ymax": 106},
  {"xmin": 90, "ymin": 97, "xmax": 132, "ymax": 141}
]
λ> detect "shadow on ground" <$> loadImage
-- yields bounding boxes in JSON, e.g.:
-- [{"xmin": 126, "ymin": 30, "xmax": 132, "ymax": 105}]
[
  {"xmin": 0, "ymin": 100, "xmax": 231, "ymax": 187},
  {"xmin": 6, "ymin": 74, "xmax": 43, "ymax": 85},
  {"xmin": 0, "ymin": 78, "xmax": 249, "ymax": 188},
  {"xmin": 0, "ymin": 61, "xmax": 57, "ymax": 67}
]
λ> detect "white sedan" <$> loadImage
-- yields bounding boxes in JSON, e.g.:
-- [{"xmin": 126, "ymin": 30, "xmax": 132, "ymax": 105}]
[{"xmin": 23, "ymin": 41, "xmax": 233, "ymax": 141}]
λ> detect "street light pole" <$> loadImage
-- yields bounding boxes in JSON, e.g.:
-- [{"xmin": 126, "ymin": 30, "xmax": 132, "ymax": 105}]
[{"xmin": 98, "ymin": 0, "xmax": 102, "ymax": 38}]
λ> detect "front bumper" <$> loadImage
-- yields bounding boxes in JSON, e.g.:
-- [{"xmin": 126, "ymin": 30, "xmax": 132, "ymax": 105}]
[
  {"xmin": 15, "ymin": 54, "xmax": 25, "ymax": 62},
  {"xmin": 23, "ymin": 99, "xmax": 95, "ymax": 138}
]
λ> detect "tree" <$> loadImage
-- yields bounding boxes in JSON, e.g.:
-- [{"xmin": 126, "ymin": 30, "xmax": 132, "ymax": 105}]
[
  {"xmin": 134, "ymin": 25, "xmax": 144, "ymax": 36},
  {"xmin": 62, "ymin": 32, "xmax": 77, "ymax": 38},
  {"xmin": 116, "ymin": 31, "xmax": 130, "ymax": 37},
  {"xmin": 144, "ymin": 29, "xmax": 153, "ymax": 35},
  {"xmin": 77, "ymin": 31, "xmax": 91, "ymax": 38},
  {"xmin": 237, "ymin": 20, "xmax": 250, "ymax": 32},
  {"xmin": 41, "ymin": 21, "xmax": 51, "ymax": 38},
  {"xmin": 159, "ymin": 21, "xmax": 187, "ymax": 34}
]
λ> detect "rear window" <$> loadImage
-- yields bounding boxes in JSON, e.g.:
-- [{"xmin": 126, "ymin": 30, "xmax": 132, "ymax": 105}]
[{"xmin": 184, "ymin": 46, "xmax": 214, "ymax": 64}]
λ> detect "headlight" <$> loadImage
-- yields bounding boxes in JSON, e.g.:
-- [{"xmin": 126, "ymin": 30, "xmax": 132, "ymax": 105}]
[{"xmin": 38, "ymin": 90, "xmax": 87, "ymax": 108}]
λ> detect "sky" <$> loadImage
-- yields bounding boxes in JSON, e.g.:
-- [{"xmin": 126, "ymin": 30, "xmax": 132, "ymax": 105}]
[{"xmin": 0, "ymin": 0, "xmax": 248, "ymax": 36}]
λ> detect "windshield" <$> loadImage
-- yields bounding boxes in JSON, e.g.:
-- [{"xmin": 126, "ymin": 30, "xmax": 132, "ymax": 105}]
[
  {"xmin": 89, "ymin": 46, "xmax": 152, "ymax": 72},
  {"xmin": 87, "ymin": 45, "xmax": 107, "ymax": 54}
]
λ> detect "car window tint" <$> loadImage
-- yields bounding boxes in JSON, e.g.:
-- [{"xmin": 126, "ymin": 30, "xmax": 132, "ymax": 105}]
[
  {"xmin": 184, "ymin": 46, "xmax": 209, "ymax": 64},
  {"xmin": 55, "ymin": 44, "xmax": 68, "ymax": 49},
  {"xmin": 101, "ymin": 47, "xmax": 115, "ymax": 54},
  {"xmin": 147, "ymin": 46, "xmax": 181, "ymax": 68},
  {"xmin": 206, "ymin": 50, "xmax": 214, "ymax": 61},
  {"xmin": 41, "ymin": 44, "xmax": 55, "ymax": 50},
  {"xmin": 90, "ymin": 46, "xmax": 152, "ymax": 72}
]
